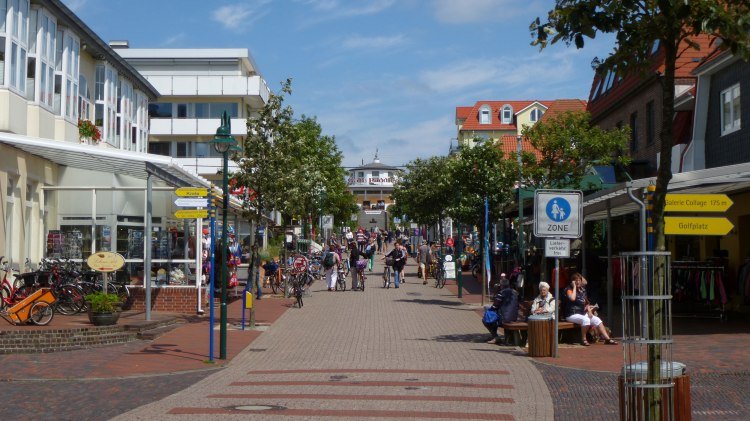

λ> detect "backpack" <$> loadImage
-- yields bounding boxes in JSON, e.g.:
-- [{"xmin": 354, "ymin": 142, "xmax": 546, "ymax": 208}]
[{"xmin": 323, "ymin": 252, "xmax": 335, "ymax": 268}]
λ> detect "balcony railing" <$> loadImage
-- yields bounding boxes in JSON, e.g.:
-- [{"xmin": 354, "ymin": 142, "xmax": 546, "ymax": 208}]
[
  {"xmin": 144, "ymin": 75, "xmax": 269, "ymax": 104},
  {"xmin": 149, "ymin": 117, "xmax": 247, "ymax": 136}
]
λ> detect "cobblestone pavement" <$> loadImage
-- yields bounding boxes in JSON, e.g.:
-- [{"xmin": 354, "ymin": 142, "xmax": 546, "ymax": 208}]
[{"xmin": 114, "ymin": 260, "xmax": 553, "ymax": 420}]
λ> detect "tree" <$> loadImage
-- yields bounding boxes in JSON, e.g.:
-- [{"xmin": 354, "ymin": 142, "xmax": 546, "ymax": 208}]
[
  {"xmin": 532, "ymin": 3, "xmax": 750, "ymax": 416},
  {"xmin": 234, "ymin": 79, "xmax": 295, "ymax": 290},
  {"xmin": 519, "ymin": 110, "xmax": 630, "ymax": 190},
  {"xmin": 391, "ymin": 156, "xmax": 454, "ymax": 245}
]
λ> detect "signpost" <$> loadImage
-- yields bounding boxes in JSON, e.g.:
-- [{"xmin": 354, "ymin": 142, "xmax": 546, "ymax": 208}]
[
  {"xmin": 443, "ymin": 254, "xmax": 456, "ymax": 280},
  {"xmin": 175, "ymin": 187, "xmax": 208, "ymax": 197},
  {"xmin": 665, "ymin": 194, "xmax": 732, "ymax": 212},
  {"xmin": 174, "ymin": 209, "xmax": 208, "ymax": 219},
  {"xmin": 86, "ymin": 251, "xmax": 125, "ymax": 295},
  {"xmin": 174, "ymin": 197, "xmax": 209, "ymax": 207},
  {"xmin": 664, "ymin": 216, "xmax": 733, "ymax": 236},
  {"xmin": 534, "ymin": 189, "xmax": 583, "ymax": 358}
]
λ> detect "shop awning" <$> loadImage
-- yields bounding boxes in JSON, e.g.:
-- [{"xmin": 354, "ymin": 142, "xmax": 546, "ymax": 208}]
[
  {"xmin": 584, "ymin": 162, "xmax": 750, "ymax": 221},
  {"xmin": 0, "ymin": 132, "xmax": 209, "ymax": 187}
]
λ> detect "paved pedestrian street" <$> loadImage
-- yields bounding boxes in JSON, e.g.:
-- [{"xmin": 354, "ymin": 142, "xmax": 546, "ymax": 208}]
[{"xmin": 114, "ymin": 262, "xmax": 553, "ymax": 420}]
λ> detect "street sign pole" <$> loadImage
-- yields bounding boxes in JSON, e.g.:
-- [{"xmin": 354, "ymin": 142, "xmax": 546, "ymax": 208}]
[
  {"xmin": 209, "ymin": 188, "xmax": 216, "ymax": 363},
  {"xmin": 554, "ymin": 254, "xmax": 559, "ymax": 357}
]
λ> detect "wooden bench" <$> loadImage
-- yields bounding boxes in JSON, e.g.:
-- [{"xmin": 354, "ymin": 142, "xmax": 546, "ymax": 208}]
[
  {"xmin": 499, "ymin": 300, "xmax": 577, "ymax": 346},
  {"xmin": 502, "ymin": 320, "xmax": 576, "ymax": 346}
]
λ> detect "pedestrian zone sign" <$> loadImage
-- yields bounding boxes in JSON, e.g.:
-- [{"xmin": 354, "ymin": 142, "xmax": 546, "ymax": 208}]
[{"xmin": 534, "ymin": 190, "xmax": 583, "ymax": 239}]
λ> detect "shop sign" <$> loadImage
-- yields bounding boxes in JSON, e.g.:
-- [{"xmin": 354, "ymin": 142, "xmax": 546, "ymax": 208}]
[
  {"xmin": 443, "ymin": 254, "xmax": 456, "ymax": 280},
  {"xmin": 87, "ymin": 251, "xmax": 125, "ymax": 272},
  {"xmin": 664, "ymin": 217, "xmax": 733, "ymax": 236},
  {"xmin": 664, "ymin": 194, "xmax": 733, "ymax": 212}
]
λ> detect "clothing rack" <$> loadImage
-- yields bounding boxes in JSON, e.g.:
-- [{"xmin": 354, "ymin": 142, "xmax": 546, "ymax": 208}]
[{"xmin": 671, "ymin": 262, "xmax": 726, "ymax": 321}]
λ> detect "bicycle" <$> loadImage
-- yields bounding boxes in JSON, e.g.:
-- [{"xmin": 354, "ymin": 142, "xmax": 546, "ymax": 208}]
[
  {"xmin": 290, "ymin": 273, "xmax": 304, "ymax": 308},
  {"xmin": 355, "ymin": 258, "xmax": 367, "ymax": 291},
  {"xmin": 382, "ymin": 262, "xmax": 392, "ymax": 289},
  {"xmin": 433, "ymin": 257, "xmax": 446, "ymax": 289}
]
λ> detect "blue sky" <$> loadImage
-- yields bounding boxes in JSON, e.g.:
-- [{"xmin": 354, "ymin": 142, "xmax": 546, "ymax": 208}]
[{"xmin": 64, "ymin": 0, "xmax": 615, "ymax": 167}]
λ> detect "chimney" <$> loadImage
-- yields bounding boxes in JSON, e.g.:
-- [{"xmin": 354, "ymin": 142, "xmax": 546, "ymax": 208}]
[{"xmin": 109, "ymin": 40, "xmax": 130, "ymax": 49}]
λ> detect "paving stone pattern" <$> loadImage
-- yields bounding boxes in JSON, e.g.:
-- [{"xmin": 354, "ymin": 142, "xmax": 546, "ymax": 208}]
[{"xmin": 114, "ymin": 262, "xmax": 554, "ymax": 420}]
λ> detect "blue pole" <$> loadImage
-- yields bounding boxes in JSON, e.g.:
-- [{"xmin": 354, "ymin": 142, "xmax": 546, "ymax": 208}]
[
  {"xmin": 484, "ymin": 197, "xmax": 491, "ymax": 286},
  {"xmin": 209, "ymin": 189, "xmax": 216, "ymax": 362}
]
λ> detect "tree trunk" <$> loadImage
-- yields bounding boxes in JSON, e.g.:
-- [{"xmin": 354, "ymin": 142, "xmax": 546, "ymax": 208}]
[{"xmin": 648, "ymin": 36, "xmax": 678, "ymax": 419}]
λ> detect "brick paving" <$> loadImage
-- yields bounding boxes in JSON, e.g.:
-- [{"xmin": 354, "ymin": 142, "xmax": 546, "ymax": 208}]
[
  {"xmin": 2, "ymin": 257, "xmax": 750, "ymax": 419},
  {"xmin": 112, "ymin": 259, "xmax": 554, "ymax": 420}
]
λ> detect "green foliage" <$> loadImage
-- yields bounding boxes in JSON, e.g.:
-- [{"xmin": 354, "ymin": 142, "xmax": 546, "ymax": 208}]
[
  {"xmin": 447, "ymin": 140, "xmax": 517, "ymax": 228},
  {"xmin": 519, "ymin": 110, "xmax": 630, "ymax": 189},
  {"xmin": 392, "ymin": 156, "xmax": 453, "ymax": 226},
  {"xmin": 84, "ymin": 291, "xmax": 121, "ymax": 313}
]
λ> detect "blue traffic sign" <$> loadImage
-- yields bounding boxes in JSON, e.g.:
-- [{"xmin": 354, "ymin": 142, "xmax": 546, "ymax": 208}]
[{"xmin": 546, "ymin": 197, "xmax": 571, "ymax": 222}]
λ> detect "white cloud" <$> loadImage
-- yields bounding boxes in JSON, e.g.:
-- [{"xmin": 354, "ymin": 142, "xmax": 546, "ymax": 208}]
[
  {"xmin": 161, "ymin": 33, "xmax": 186, "ymax": 47},
  {"xmin": 432, "ymin": 0, "xmax": 545, "ymax": 24},
  {"xmin": 341, "ymin": 34, "xmax": 407, "ymax": 50},
  {"xmin": 212, "ymin": 1, "xmax": 271, "ymax": 32},
  {"xmin": 296, "ymin": 0, "xmax": 395, "ymax": 27}
]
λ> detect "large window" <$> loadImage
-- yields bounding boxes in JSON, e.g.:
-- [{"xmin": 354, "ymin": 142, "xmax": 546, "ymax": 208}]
[
  {"xmin": 530, "ymin": 108, "xmax": 544, "ymax": 122},
  {"xmin": 36, "ymin": 11, "xmax": 55, "ymax": 108},
  {"xmin": 148, "ymin": 142, "xmax": 170, "ymax": 156},
  {"xmin": 646, "ymin": 101, "xmax": 655, "ymax": 145},
  {"xmin": 148, "ymin": 102, "xmax": 172, "ymax": 118},
  {"xmin": 629, "ymin": 111, "xmax": 638, "ymax": 152},
  {"xmin": 2, "ymin": 0, "xmax": 29, "ymax": 94},
  {"xmin": 721, "ymin": 84, "xmax": 741, "ymax": 136}
]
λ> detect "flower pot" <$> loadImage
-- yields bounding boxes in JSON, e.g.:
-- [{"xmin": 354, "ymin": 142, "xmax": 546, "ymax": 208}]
[{"xmin": 88, "ymin": 309, "xmax": 120, "ymax": 326}]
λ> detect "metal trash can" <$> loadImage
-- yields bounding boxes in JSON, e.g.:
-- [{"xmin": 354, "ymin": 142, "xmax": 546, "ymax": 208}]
[{"xmin": 619, "ymin": 361, "xmax": 691, "ymax": 421}]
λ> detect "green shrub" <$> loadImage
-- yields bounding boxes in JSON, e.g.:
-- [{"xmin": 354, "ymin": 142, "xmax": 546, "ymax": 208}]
[{"xmin": 85, "ymin": 291, "xmax": 122, "ymax": 313}]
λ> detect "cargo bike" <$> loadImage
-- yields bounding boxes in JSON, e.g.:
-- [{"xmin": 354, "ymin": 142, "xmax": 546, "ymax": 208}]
[{"xmin": 0, "ymin": 288, "xmax": 56, "ymax": 326}]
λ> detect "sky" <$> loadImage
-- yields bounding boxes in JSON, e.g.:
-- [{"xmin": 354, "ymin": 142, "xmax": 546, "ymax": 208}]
[{"xmin": 63, "ymin": 0, "xmax": 615, "ymax": 167}]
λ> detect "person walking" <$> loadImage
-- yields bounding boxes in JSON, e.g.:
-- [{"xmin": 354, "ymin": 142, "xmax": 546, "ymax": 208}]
[
  {"xmin": 356, "ymin": 228, "xmax": 366, "ymax": 252},
  {"xmin": 376, "ymin": 229, "xmax": 383, "ymax": 254},
  {"xmin": 417, "ymin": 240, "xmax": 432, "ymax": 285},
  {"xmin": 386, "ymin": 241, "xmax": 407, "ymax": 288},
  {"xmin": 322, "ymin": 246, "xmax": 340, "ymax": 291},
  {"xmin": 366, "ymin": 238, "xmax": 376, "ymax": 271}
]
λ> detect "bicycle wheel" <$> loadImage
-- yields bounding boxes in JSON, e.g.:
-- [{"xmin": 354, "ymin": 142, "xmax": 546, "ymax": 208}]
[
  {"xmin": 472, "ymin": 265, "xmax": 480, "ymax": 279},
  {"xmin": 360, "ymin": 273, "xmax": 365, "ymax": 291},
  {"xmin": 437, "ymin": 270, "xmax": 446, "ymax": 289},
  {"xmin": 270, "ymin": 277, "xmax": 280, "ymax": 294},
  {"xmin": 0, "ymin": 286, "xmax": 11, "ymax": 309},
  {"xmin": 55, "ymin": 285, "xmax": 85, "ymax": 315},
  {"xmin": 30, "ymin": 301, "xmax": 54, "ymax": 325},
  {"xmin": 383, "ymin": 267, "xmax": 390, "ymax": 288},
  {"xmin": 339, "ymin": 276, "xmax": 346, "ymax": 291},
  {"xmin": 295, "ymin": 284, "xmax": 303, "ymax": 308}
]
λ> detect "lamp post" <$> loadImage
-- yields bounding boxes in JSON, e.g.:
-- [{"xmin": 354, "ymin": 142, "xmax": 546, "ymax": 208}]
[
  {"xmin": 516, "ymin": 135, "xmax": 525, "ymax": 269},
  {"xmin": 210, "ymin": 111, "xmax": 238, "ymax": 360}
]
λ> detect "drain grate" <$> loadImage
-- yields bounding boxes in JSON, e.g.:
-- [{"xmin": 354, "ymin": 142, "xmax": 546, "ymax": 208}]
[
  {"xmin": 329, "ymin": 375, "xmax": 349, "ymax": 381},
  {"xmin": 405, "ymin": 378, "xmax": 419, "ymax": 381},
  {"xmin": 232, "ymin": 404, "xmax": 286, "ymax": 411},
  {"xmin": 406, "ymin": 292, "xmax": 422, "ymax": 296},
  {"xmin": 404, "ymin": 386, "xmax": 430, "ymax": 390}
]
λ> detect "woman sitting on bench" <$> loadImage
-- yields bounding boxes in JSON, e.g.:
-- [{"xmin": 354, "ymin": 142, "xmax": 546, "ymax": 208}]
[
  {"xmin": 531, "ymin": 281, "xmax": 556, "ymax": 317},
  {"xmin": 564, "ymin": 273, "xmax": 617, "ymax": 346}
]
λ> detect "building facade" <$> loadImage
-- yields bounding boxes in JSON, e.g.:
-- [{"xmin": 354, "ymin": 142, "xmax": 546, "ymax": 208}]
[{"xmin": 346, "ymin": 154, "xmax": 398, "ymax": 211}]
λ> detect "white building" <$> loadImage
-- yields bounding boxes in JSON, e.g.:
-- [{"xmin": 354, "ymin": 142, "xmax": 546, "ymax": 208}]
[
  {"xmin": 0, "ymin": 0, "xmax": 216, "ymax": 312},
  {"xmin": 347, "ymin": 154, "xmax": 399, "ymax": 211}
]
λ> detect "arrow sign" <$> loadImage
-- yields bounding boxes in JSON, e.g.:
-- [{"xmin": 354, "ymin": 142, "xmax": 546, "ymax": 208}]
[
  {"xmin": 665, "ymin": 194, "xmax": 733, "ymax": 212},
  {"xmin": 174, "ymin": 209, "xmax": 209, "ymax": 219},
  {"xmin": 665, "ymin": 216, "xmax": 733, "ymax": 236},
  {"xmin": 174, "ymin": 197, "xmax": 209, "ymax": 207},
  {"xmin": 175, "ymin": 187, "xmax": 208, "ymax": 197}
]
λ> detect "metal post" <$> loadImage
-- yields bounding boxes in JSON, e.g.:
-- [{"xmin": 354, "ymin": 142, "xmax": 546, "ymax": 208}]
[
  {"xmin": 517, "ymin": 135, "xmax": 525, "ymax": 268},
  {"xmin": 144, "ymin": 174, "xmax": 153, "ymax": 321},
  {"xmin": 457, "ymin": 221, "xmax": 463, "ymax": 298},
  {"xmin": 220, "ymin": 151, "xmax": 229, "ymax": 360},
  {"xmin": 91, "ymin": 188, "xmax": 97, "ymax": 255},
  {"xmin": 606, "ymin": 200, "xmax": 613, "ymax": 328},
  {"xmin": 209, "ymin": 186, "xmax": 216, "ymax": 362},
  {"xmin": 196, "ymin": 217, "xmax": 203, "ymax": 314},
  {"xmin": 553, "ymin": 256, "xmax": 560, "ymax": 357}
]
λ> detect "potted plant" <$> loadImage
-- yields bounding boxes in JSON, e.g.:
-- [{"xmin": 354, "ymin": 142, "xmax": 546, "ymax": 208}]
[
  {"xmin": 78, "ymin": 119, "xmax": 102, "ymax": 144},
  {"xmin": 85, "ymin": 291, "xmax": 122, "ymax": 326}
]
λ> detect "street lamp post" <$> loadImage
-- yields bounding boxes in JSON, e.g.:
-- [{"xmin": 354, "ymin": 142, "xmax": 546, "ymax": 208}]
[
  {"xmin": 516, "ymin": 135, "xmax": 525, "ymax": 269},
  {"xmin": 210, "ymin": 111, "xmax": 239, "ymax": 360}
]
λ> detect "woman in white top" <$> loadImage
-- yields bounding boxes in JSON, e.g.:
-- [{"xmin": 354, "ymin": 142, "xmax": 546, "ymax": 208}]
[{"xmin": 531, "ymin": 282, "xmax": 556, "ymax": 317}]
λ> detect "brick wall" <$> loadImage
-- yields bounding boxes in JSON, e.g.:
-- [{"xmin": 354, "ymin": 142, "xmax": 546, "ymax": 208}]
[
  {"xmin": 128, "ymin": 287, "xmax": 200, "ymax": 313},
  {"xmin": 0, "ymin": 325, "xmax": 136, "ymax": 354},
  {"xmin": 591, "ymin": 81, "xmax": 664, "ymax": 179}
]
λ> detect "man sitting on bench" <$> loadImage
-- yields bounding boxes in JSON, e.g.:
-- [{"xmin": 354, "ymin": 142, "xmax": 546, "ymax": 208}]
[{"xmin": 482, "ymin": 276, "xmax": 519, "ymax": 344}]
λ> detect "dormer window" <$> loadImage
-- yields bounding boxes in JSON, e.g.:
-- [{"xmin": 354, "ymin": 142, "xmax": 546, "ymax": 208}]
[
  {"xmin": 530, "ymin": 108, "xmax": 544, "ymax": 122},
  {"xmin": 479, "ymin": 105, "xmax": 491, "ymax": 124},
  {"xmin": 501, "ymin": 104, "xmax": 513, "ymax": 124}
]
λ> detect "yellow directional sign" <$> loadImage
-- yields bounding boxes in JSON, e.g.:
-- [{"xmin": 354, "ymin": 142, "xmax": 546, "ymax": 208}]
[
  {"xmin": 665, "ymin": 216, "xmax": 733, "ymax": 236},
  {"xmin": 174, "ymin": 209, "xmax": 208, "ymax": 219},
  {"xmin": 175, "ymin": 187, "xmax": 208, "ymax": 197},
  {"xmin": 665, "ymin": 194, "xmax": 733, "ymax": 212}
]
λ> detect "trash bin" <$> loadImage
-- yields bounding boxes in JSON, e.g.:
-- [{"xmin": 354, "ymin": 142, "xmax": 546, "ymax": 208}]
[
  {"xmin": 618, "ymin": 361, "xmax": 690, "ymax": 421},
  {"xmin": 527, "ymin": 314, "xmax": 554, "ymax": 357}
]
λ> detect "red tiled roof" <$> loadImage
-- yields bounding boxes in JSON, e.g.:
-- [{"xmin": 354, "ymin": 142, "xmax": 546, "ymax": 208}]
[
  {"xmin": 538, "ymin": 99, "xmax": 587, "ymax": 123},
  {"xmin": 497, "ymin": 135, "xmax": 543, "ymax": 161},
  {"xmin": 456, "ymin": 106, "xmax": 472, "ymax": 121},
  {"xmin": 587, "ymin": 34, "xmax": 714, "ymax": 118},
  {"xmin": 693, "ymin": 44, "xmax": 731, "ymax": 74},
  {"xmin": 458, "ymin": 100, "xmax": 554, "ymax": 131}
]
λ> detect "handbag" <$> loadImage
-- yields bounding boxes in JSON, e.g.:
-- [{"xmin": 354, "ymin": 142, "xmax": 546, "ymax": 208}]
[{"xmin": 482, "ymin": 308, "xmax": 499, "ymax": 324}]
